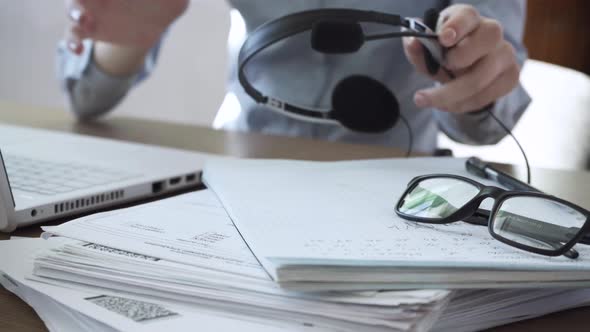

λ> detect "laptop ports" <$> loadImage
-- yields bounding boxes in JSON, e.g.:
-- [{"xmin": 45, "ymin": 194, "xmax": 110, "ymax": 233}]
[
  {"xmin": 169, "ymin": 177, "xmax": 182, "ymax": 186},
  {"xmin": 151, "ymin": 181, "xmax": 165, "ymax": 194}
]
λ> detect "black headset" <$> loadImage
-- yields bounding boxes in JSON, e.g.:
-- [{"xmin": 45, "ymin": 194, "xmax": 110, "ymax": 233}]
[{"xmin": 238, "ymin": 8, "xmax": 445, "ymax": 134}]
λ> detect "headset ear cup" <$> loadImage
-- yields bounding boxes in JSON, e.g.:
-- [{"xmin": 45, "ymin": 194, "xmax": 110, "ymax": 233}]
[
  {"xmin": 422, "ymin": 8, "xmax": 441, "ymax": 75},
  {"xmin": 331, "ymin": 76, "xmax": 400, "ymax": 133}
]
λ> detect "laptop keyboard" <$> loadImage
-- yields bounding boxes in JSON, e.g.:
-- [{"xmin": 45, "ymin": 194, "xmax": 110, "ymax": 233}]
[{"xmin": 4, "ymin": 154, "xmax": 140, "ymax": 196}]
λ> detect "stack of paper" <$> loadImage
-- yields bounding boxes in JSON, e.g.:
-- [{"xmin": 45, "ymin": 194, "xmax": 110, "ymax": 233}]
[
  {"xmin": 3, "ymin": 157, "xmax": 590, "ymax": 331},
  {"xmin": 202, "ymin": 157, "xmax": 590, "ymax": 290},
  {"xmin": 4, "ymin": 237, "xmax": 590, "ymax": 332},
  {"xmin": 1, "ymin": 239, "xmax": 326, "ymax": 332},
  {"xmin": 0, "ymin": 190, "xmax": 450, "ymax": 332},
  {"xmin": 434, "ymin": 288, "xmax": 590, "ymax": 332}
]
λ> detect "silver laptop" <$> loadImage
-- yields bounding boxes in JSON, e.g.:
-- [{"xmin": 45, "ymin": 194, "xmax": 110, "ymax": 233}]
[{"xmin": 0, "ymin": 124, "xmax": 210, "ymax": 232}]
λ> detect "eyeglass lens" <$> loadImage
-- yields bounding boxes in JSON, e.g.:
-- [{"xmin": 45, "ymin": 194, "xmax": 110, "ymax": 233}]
[
  {"xmin": 493, "ymin": 196, "xmax": 587, "ymax": 252},
  {"xmin": 398, "ymin": 178, "xmax": 480, "ymax": 220},
  {"xmin": 399, "ymin": 177, "xmax": 588, "ymax": 253}
]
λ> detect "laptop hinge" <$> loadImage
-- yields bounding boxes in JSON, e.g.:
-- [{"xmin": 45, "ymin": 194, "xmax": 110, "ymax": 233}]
[{"xmin": 0, "ymin": 150, "xmax": 17, "ymax": 232}]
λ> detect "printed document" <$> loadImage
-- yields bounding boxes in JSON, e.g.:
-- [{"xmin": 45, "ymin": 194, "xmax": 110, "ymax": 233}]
[
  {"xmin": 202, "ymin": 157, "xmax": 590, "ymax": 288},
  {"xmin": 39, "ymin": 190, "xmax": 449, "ymax": 331}
]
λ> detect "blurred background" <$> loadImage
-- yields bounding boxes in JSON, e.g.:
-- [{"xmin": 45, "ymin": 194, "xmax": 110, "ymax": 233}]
[{"xmin": 1, "ymin": 1, "xmax": 589, "ymax": 170}]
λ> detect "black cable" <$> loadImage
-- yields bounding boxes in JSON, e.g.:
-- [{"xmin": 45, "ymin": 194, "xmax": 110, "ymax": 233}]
[
  {"xmin": 486, "ymin": 110, "xmax": 531, "ymax": 184},
  {"xmin": 444, "ymin": 69, "xmax": 531, "ymax": 184},
  {"xmin": 399, "ymin": 114, "xmax": 413, "ymax": 158}
]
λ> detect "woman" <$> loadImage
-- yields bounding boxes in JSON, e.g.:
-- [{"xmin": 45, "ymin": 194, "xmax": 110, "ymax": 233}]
[{"xmin": 59, "ymin": 0, "xmax": 530, "ymax": 153}]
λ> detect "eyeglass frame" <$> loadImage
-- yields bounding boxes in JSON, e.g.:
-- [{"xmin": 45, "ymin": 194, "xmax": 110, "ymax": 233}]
[{"xmin": 394, "ymin": 174, "xmax": 590, "ymax": 259}]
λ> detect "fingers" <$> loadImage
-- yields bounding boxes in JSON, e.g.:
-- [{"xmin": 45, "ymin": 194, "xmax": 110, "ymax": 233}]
[
  {"xmin": 65, "ymin": 1, "xmax": 85, "ymax": 54},
  {"xmin": 447, "ymin": 63, "xmax": 520, "ymax": 113},
  {"xmin": 408, "ymin": 4, "xmax": 520, "ymax": 113},
  {"xmin": 445, "ymin": 18, "xmax": 504, "ymax": 71},
  {"xmin": 64, "ymin": 0, "xmax": 96, "ymax": 54},
  {"xmin": 65, "ymin": 24, "xmax": 84, "ymax": 54},
  {"xmin": 404, "ymin": 5, "xmax": 486, "ymax": 82},
  {"xmin": 438, "ymin": 5, "xmax": 481, "ymax": 47},
  {"xmin": 415, "ymin": 42, "xmax": 519, "ymax": 112},
  {"xmin": 403, "ymin": 37, "xmax": 426, "ymax": 75},
  {"xmin": 403, "ymin": 37, "xmax": 452, "ymax": 83}
]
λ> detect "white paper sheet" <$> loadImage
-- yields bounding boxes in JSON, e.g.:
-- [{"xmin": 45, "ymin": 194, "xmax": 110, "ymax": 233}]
[
  {"xmin": 43, "ymin": 190, "xmax": 266, "ymax": 279},
  {"xmin": 0, "ymin": 273, "xmax": 115, "ymax": 332},
  {"xmin": 202, "ymin": 157, "xmax": 590, "ymax": 284},
  {"xmin": 40, "ymin": 190, "xmax": 446, "ymax": 299},
  {"xmin": 0, "ymin": 239, "xmax": 320, "ymax": 332},
  {"xmin": 2, "ymin": 239, "xmax": 588, "ymax": 332},
  {"xmin": 35, "ymin": 190, "xmax": 449, "ymax": 331}
]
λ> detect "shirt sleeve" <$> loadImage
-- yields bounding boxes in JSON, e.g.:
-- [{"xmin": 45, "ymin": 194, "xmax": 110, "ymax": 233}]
[
  {"xmin": 56, "ymin": 39, "xmax": 162, "ymax": 120},
  {"xmin": 434, "ymin": 0, "xmax": 531, "ymax": 145}
]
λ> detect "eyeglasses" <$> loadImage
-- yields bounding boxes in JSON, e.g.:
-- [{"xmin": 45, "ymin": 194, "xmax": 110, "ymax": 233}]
[{"xmin": 395, "ymin": 174, "xmax": 590, "ymax": 259}]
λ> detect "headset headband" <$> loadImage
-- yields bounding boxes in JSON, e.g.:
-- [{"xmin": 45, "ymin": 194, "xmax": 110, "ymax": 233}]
[{"xmin": 237, "ymin": 9, "xmax": 438, "ymax": 125}]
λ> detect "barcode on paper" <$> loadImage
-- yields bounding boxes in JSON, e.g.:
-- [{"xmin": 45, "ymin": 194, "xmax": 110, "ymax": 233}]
[{"xmin": 85, "ymin": 295, "xmax": 178, "ymax": 322}]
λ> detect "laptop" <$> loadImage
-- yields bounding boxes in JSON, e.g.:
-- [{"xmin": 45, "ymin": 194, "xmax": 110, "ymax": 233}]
[{"xmin": 0, "ymin": 123, "xmax": 210, "ymax": 232}]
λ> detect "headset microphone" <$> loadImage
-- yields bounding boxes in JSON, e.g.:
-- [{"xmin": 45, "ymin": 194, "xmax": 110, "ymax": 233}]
[{"xmin": 310, "ymin": 21, "xmax": 365, "ymax": 54}]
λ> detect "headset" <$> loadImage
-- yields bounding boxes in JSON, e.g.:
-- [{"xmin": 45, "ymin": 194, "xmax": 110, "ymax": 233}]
[
  {"xmin": 238, "ymin": 8, "xmax": 446, "ymax": 135},
  {"xmin": 237, "ymin": 8, "xmax": 532, "ymax": 180}
]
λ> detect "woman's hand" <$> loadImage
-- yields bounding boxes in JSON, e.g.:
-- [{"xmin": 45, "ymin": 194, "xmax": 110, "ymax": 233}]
[
  {"xmin": 65, "ymin": 0, "xmax": 189, "ymax": 54},
  {"xmin": 403, "ymin": 4, "xmax": 521, "ymax": 114}
]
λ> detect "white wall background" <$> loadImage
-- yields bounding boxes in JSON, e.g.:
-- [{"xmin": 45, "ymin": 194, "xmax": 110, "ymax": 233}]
[{"xmin": 0, "ymin": 0, "xmax": 230, "ymax": 126}]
